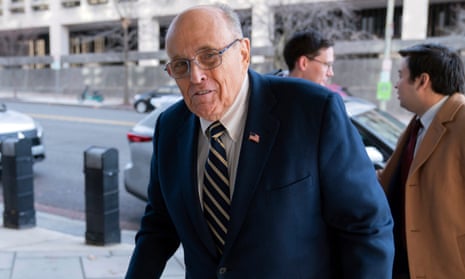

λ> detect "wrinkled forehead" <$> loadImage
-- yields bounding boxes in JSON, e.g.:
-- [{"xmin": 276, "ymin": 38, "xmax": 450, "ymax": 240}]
[{"xmin": 166, "ymin": 7, "xmax": 229, "ymax": 57}]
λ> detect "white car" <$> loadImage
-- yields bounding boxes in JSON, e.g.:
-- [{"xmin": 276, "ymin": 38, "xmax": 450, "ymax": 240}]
[{"xmin": 0, "ymin": 103, "xmax": 45, "ymax": 174}]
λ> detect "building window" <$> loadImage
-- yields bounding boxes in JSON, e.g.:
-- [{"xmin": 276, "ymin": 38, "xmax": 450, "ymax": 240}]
[
  {"xmin": 71, "ymin": 38, "xmax": 81, "ymax": 53},
  {"xmin": 62, "ymin": 0, "xmax": 80, "ymax": 8},
  {"xmin": 32, "ymin": 0, "xmax": 49, "ymax": 11},
  {"xmin": 94, "ymin": 37, "xmax": 105, "ymax": 53},
  {"xmin": 356, "ymin": 7, "xmax": 403, "ymax": 39},
  {"xmin": 35, "ymin": 39, "xmax": 46, "ymax": 56},
  {"xmin": 88, "ymin": 0, "xmax": 108, "ymax": 5},
  {"xmin": 10, "ymin": 0, "xmax": 25, "ymax": 14},
  {"xmin": 69, "ymin": 24, "xmax": 138, "ymax": 55},
  {"xmin": 428, "ymin": 2, "xmax": 465, "ymax": 36},
  {"xmin": 0, "ymin": 31, "xmax": 49, "ymax": 57}
]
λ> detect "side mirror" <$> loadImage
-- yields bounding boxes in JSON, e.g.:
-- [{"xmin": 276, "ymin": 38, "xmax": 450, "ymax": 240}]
[{"xmin": 0, "ymin": 103, "xmax": 6, "ymax": 112}]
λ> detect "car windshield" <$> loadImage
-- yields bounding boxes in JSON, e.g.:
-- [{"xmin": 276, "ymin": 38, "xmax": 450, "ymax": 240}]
[{"xmin": 351, "ymin": 108, "xmax": 405, "ymax": 148}]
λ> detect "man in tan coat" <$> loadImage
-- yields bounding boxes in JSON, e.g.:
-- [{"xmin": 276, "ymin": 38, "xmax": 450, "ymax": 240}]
[{"xmin": 378, "ymin": 43, "xmax": 465, "ymax": 279}]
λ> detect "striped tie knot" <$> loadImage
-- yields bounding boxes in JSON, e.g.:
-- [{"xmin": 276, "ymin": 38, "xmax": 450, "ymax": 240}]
[{"xmin": 208, "ymin": 121, "xmax": 226, "ymax": 140}]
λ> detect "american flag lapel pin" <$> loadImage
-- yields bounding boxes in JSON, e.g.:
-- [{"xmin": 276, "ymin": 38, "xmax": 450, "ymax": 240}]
[{"xmin": 248, "ymin": 132, "xmax": 260, "ymax": 143}]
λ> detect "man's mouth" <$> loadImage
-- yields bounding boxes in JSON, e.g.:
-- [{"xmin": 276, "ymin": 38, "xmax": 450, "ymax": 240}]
[{"xmin": 196, "ymin": 90, "xmax": 212, "ymax": 96}]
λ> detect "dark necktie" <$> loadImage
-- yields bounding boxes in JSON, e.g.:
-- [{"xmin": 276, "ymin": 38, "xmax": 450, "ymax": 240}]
[
  {"xmin": 392, "ymin": 118, "xmax": 422, "ymax": 276},
  {"xmin": 203, "ymin": 121, "xmax": 230, "ymax": 254},
  {"xmin": 400, "ymin": 118, "xmax": 423, "ymax": 186}
]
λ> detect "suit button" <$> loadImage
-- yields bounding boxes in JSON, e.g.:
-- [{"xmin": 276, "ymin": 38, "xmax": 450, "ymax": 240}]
[{"xmin": 218, "ymin": 267, "xmax": 228, "ymax": 274}]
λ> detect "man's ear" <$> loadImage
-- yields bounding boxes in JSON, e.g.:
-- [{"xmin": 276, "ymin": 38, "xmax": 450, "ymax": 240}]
[
  {"xmin": 416, "ymin": 73, "xmax": 430, "ymax": 89},
  {"xmin": 419, "ymin": 73, "xmax": 429, "ymax": 86},
  {"xmin": 296, "ymin": 56, "xmax": 308, "ymax": 71},
  {"xmin": 239, "ymin": 38, "xmax": 251, "ymax": 66}
]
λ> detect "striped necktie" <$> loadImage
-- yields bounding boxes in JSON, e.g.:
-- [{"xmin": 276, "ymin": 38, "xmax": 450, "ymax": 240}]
[{"xmin": 203, "ymin": 121, "xmax": 231, "ymax": 254}]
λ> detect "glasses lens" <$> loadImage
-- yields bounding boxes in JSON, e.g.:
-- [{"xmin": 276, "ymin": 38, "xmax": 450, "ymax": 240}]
[
  {"xmin": 197, "ymin": 50, "xmax": 222, "ymax": 69},
  {"xmin": 168, "ymin": 60, "xmax": 189, "ymax": 78}
]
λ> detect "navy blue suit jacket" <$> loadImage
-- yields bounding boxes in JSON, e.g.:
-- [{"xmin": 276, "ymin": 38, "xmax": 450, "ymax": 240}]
[{"xmin": 125, "ymin": 70, "xmax": 394, "ymax": 279}]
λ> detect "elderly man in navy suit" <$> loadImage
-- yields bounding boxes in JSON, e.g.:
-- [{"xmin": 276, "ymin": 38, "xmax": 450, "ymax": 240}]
[{"xmin": 125, "ymin": 3, "xmax": 394, "ymax": 279}]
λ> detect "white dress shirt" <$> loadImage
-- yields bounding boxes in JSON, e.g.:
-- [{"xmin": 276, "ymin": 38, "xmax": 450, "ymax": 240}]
[
  {"xmin": 197, "ymin": 75, "xmax": 250, "ymax": 203},
  {"xmin": 415, "ymin": 95, "xmax": 448, "ymax": 155}
]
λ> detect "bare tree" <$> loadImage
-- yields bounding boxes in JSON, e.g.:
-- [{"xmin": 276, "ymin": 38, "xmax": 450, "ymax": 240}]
[
  {"xmin": 114, "ymin": 0, "xmax": 138, "ymax": 106},
  {"xmin": 270, "ymin": 1, "xmax": 376, "ymax": 68}
]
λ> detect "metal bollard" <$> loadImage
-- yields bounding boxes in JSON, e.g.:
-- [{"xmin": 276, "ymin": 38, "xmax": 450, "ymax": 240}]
[
  {"xmin": 83, "ymin": 146, "xmax": 121, "ymax": 245},
  {"xmin": 1, "ymin": 138, "xmax": 36, "ymax": 229}
]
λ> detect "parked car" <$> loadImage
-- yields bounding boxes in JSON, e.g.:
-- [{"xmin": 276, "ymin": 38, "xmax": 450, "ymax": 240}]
[
  {"xmin": 124, "ymin": 96, "xmax": 405, "ymax": 201},
  {"xmin": 133, "ymin": 85, "xmax": 182, "ymax": 113},
  {"xmin": 0, "ymin": 103, "xmax": 45, "ymax": 175}
]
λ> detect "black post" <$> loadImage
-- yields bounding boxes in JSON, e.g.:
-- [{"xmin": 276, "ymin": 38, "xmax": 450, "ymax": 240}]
[
  {"xmin": 2, "ymin": 138, "xmax": 36, "ymax": 229},
  {"xmin": 83, "ymin": 146, "xmax": 121, "ymax": 245}
]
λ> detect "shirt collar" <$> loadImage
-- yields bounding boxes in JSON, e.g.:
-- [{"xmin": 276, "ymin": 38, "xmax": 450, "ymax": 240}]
[
  {"xmin": 200, "ymin": 75, "xmax": 250, "ymax": 141},
  {"xmin": 419, "ymin": 95, "xmax": 448, "ymax": 130}
]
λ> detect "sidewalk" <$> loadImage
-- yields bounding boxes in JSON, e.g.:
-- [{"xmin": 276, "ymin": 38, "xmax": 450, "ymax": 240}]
[
  {"xmin": 0, "ymin": 203, "xmax": 185, "ymax": 279},
  {"xmin": 1, "ymin": 91, "xmax": 131, "ymax": 110}
]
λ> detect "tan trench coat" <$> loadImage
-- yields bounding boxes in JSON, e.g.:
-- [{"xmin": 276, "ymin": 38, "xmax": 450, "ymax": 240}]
[{"xmin": 379, "ymin": 93, "xmax": 465, "ymax": 279}]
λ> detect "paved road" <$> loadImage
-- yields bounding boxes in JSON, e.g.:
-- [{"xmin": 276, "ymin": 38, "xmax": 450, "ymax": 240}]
[{"xmin": 1, "ymin": 96, "xmax": 148, "ymax": 231}]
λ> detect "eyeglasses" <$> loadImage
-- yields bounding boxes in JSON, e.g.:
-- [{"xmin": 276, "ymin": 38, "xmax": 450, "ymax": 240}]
[
  {"xmin": 164, "ymin": 39, "xmax": 241, "ymax": 79},
  {"xmin": 305, "ymin": 56, "xmax": 334, "ymax": 70}
]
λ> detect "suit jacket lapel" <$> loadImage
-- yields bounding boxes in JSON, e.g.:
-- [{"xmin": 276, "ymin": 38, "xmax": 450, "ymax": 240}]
[
  {"xmin": 176, "ymin": 114, "xmax": 218, "ymax": 256},
  {"xmin": 223, "ymin": 71, "xmax": 279, "ymax": 256}
]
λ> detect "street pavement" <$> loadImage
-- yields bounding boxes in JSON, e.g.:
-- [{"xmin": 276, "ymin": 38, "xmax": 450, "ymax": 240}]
[
  {"xmin": 0, "ymin": 92, "xmax": 185, "ymax": 278},
  {"xmin": 1, "ymin": 91, "xmax": 129, "ymax": 109},
  {"xmin": 0, "ymin": 203, "xmax": 185, "ymax": 279}
]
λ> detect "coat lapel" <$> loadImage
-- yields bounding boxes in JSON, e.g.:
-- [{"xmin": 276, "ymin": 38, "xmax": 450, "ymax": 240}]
[
  {"xmin": 410, "ymin": 94, "xmax": 465, "ymax": 176},
  {"xmin": 222, "ymin": 71, "xmax": 279, "ymax": 257}
]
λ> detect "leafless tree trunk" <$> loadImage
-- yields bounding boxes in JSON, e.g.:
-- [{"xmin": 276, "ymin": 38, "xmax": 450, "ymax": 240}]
[
  {"xmin": 269, "ymin": 1, "xmax": 377, "ymax": 69},
  {"xmin": 114, "ymin": 1, "xmax": 138, "ymax": 106}
]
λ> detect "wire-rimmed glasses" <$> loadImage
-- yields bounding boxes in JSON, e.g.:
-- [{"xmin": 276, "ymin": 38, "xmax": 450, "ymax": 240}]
[
  {"xmin": 164, "ymin": 39, "xmax": 241, "ymax": 79},
  {"xmin": 305, "ymin": 55, "xmax": 334, "ymax": 71}
]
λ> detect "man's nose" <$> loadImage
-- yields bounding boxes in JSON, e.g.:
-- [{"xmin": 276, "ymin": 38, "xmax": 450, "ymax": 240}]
[
  {"xmin": 189, "ymin": 61, "xmax": 207, "ymax": 83},
  {"xmin": 327, "ymin": 67, "xmax": 334, "ymax": 77}
]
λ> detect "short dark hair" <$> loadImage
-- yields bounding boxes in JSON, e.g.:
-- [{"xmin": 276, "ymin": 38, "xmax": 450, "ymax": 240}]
[
  {"xmin": 283, "ymin": 30, "xmax": 334, "ymax": 71},
  {"xmin": 399, "ymin": 43, "xmax": 465, "ymax": 95}
]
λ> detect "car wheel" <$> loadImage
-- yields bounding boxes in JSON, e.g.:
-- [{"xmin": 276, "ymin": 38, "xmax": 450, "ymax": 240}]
[{"xmin": 135, "ymin": 101, "xmax": 148, "ymax": 113}]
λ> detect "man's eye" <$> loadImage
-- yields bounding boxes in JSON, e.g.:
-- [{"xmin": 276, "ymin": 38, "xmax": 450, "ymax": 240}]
[
  {"xmin": 199, "ymin": 51, "xmax": 218, "ymax": 62},
  {"xmin": 172, "ymin": 61, "xmax": 188, "ymax": 70}
]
